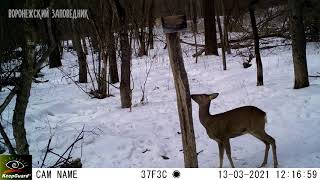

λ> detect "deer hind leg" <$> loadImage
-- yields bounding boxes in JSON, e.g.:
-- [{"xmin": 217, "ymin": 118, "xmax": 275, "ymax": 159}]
[
  {"xmin": 251, "ymin": 132, "xmax": 270, "ymax": 167},
  {"xmin": 253, "ymin": 131, "xmax": 278, "ymax": 168},
  {"xmin": 265, "ymin": 133, "xmax": 278, "ymax": 168},
  {"xmin": 218, "ymin": 142, "xmax": 224, "ymax": 168},
  {"xmin": 223, "ymin": 139, "xmax": 235, "ymax": 168}
]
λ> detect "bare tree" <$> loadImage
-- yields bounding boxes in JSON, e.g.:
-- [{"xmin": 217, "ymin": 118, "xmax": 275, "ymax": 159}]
[
  {"xmin": 249, "ymin": 0, "xmax": 264, "ymax": 86},
  {"xmin": 216, "ymin": 0, "xmax": 227, "ymax": 70},
  {"xmin": 203, "ymin": 0, "xmax": 219, "ymax": 55},
  {"xmin": 48, "ymin": 20, "xmax": 62, "ymax": 68},
  {"xmin": 114, "ymin": 0, "xmax": 132, "ymax": 108},
  {"xmin": 288, "ymin": 0, "xmax": 309, "ymax": 89},
  {"xmin": 69, "ymin": 0, "xmax": 88, "ymax": 83}
]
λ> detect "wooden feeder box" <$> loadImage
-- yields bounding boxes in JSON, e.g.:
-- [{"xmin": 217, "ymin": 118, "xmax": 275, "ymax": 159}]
[{"xmin": 161, "ymin": 15, "xmax": 187, "ymax": 34}]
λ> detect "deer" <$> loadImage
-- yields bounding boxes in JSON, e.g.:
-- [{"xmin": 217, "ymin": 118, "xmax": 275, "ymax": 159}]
[{"xmin": 191, "ymin": 93, "xmax": 278, "ymax": 168}]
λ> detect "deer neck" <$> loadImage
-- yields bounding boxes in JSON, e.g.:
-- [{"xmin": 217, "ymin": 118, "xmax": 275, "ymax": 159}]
[{"xmin": 198, "ymin": 102, "xmax": 211, "ymax": 126}]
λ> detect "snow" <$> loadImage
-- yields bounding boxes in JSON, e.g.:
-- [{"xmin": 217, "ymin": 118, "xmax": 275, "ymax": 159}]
[{"xmin": 1, "ymin": 34, "xmax": 320, "ymax": 168}]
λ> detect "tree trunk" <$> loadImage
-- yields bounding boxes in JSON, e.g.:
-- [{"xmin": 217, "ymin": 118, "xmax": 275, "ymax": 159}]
[
  {"xmin": 166, "ymin": 32, "xmax": 198, "ymax": 168},
  {"xmin": 119, "ymin": 31, "xmax": 132, "ymax": 108},
  {"xmin": 48, "ymin": 20, "xmax": 62, "ymax": 68},
  {"xmin": 249, "ymin": 2, "xmax": 264, "ymax": 86},
  {"xmin": 71, "ymin": 23, "xmax": 88, "ymax": 83},
  {"xmin": 148, "ymin": 0, "xmax": 155, "ymax": 50},
  {"xmin": 115, "ymin": 0, "xmax": 132, "ymax": 108},
  {"xmin": 224, "ymin": 16, "xmax": 232, "ymax": 54},
  {"xmin": 108, "ymin": 32, "xmax": 119, "ymax": 84},
  {"xmin": 203, "ymin": 0, "xmax": 219, "ymax": 56},
  {"xmin": 216, "ymin": 13, "xmax": 227, "ymax": 70},
  {"xmin": 288, "ymin": 0, "xmax": 309, "ymax": 89},
  {"xmin": 49, "ymin": 45, "xmax": 62, "ymax": 68},
  {"xmin": 100, "ymin": 67, "xmax": 107, "ymax": 98},
  {"xmin": 12, "ymin": 29, "xmax": 36, "ymax": 155},
  {"xmin": 138, "ymin": 26, "xmax": 147, "ymax": 57},
  {"xmin": 148, "ymin": 18, "xmax": 154, "ymax": 50},
  {"xmin": 138, "ymin": 0, "xmax": 147, "ymax": 57},
  {"xmin": 12, "ymin": 50, "xmax": 32, "ymax": 155},
  {"xmin": 81, "ymin": 38, "xmax": 88, "ymax": 55}
]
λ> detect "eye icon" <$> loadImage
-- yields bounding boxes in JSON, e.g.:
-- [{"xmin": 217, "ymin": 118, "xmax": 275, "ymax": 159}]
[{"xmin": 6, "ymin": 160, "xmax": 25, "ymax": 170}]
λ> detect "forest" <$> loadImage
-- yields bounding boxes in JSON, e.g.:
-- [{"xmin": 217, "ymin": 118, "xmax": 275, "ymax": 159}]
[{"xmin": 0, "ymin": 0, "xmax": 319, "ymax": 168}]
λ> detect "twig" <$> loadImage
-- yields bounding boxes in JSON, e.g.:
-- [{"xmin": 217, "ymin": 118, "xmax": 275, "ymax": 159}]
[
  {"xmin": 0, "ymin": 87, "xmax": 16, "ymax": 114},
  {"xmin": 57, "ymin": 67, "xmax": 94, "ymax": 98},
  {"xmin": 51, "ymin": 126, "xmax": 84, "ymax": 167},
  {"xmin": 0, "ymin": 116, "xmax": 16, "ymax": 155},
  {"xmin": 41, "ymin": 137, "xmax": 52, "ymax": 167}
]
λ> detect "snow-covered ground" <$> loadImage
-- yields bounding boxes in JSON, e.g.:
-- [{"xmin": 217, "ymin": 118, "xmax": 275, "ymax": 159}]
[{"xmin": 1, "ymin": 34, "xmax": 320, "ymax": 168}]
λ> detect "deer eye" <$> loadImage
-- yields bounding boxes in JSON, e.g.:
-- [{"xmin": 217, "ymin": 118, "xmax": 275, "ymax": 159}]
[{"xmin": 6, "ymin": 160, "xmax": 25, "ymax": 169}]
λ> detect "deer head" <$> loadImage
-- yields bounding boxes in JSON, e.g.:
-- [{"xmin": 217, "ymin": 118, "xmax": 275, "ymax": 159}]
[{"xmin": 191, "ymin": 93, "xmax": 219, "ymax": 105}]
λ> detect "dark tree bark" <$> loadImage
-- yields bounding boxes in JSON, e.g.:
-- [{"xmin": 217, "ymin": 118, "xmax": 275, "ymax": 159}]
[
  {"xmin": 71, "ymin": 23, "xmax": 88, "ymax": 83},
  {"xmin": 216, "ymin": 11, "xmax": 227, "ymax": 70},
  {"xmin": 115, "ymin": 0, "xmax": 132, "ymax": 108},
  {"xmin": 288, "ymin": 0, "xmax": 309, "ymax": 89},
  {"xmin": 12, "ymin": 30, "xmax": 35, "ymax": 155},
  {"xmin": 138, "ymin": 27, "xmax": 147, "ymax": 57},
  {"xmin": 249, "ymin": 1, "xmax": 264, "ymax": 86},
  {"xmin": 49, "ymin": 45, "xmax": 62, "ymax": 68},
  {"xmin": 148, "ymin": 0, "xmax": 155, "ymax": 50},
  {"xmin": 203, "ymin": 0, "xmax": 219, "ymax": 55},
  {"xmin": 48, "ymin": 20, "xmax": 62, "ymax": 68},
  {"xmin": 148, "ymin": 17, "xmax": 154, "ymax": 50},
  {"xmin": 224, "ymin": 16, "xmax": 232, "ymax": 54},
  {"xmin": 166, "ymin": 32, "xmax": 198, "ymax": 168},
  {"xmin": 81, "ymin": 38, "xmax": 88, "ymax": 55},
  {"xmin": 12, "ymin": 59, "xmax": 32, "ymax": 155},
  {"xmin": 108, "ymin": 32, "xmax": 119, "ymax": 84},
  {"xmin": 138, "ymin": 0, "xmax": 148, "ymax": 57},
  {"xmin": 68, "ymin": 0, "xmax": 87, "ymax": 83}
]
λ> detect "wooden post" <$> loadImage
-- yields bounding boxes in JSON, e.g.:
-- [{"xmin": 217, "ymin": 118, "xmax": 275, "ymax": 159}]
[{"xmin": 163, "ymin": 15, "xmax": 198, "ymax": 168}]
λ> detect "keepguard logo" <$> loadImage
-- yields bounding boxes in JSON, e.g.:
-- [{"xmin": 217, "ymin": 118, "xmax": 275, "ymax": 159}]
[{"xmin": 0, "ymin": 155, "xmax": 32, "ymax": 180}]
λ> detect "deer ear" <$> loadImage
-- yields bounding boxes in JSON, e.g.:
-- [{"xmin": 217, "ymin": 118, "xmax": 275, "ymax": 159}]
[{"xmin": 208, "ymin": 93, "xmax": 219, "ymax": 100}]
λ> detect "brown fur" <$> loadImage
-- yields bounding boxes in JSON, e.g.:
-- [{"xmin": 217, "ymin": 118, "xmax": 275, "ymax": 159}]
[{"xmin": 191, "ymin": 93, "xmax": 278, "ymax": 168}]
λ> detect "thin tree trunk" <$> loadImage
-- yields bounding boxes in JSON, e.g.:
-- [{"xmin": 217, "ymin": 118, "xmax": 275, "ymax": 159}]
[
  {"xmin": 148, "ymin": 18, "xmax": 154, "ymax": 50},
  {"xmin": 115, "ymin": 0, "xmax": 132, "ymax": 108},
  {"xmin": 148, "ymin": 0, "xmax": 154, "ymax": 50},
  {"xmin": 288, "ymin": 0, "xmax": 309, "ymax": 89},
  {"xmin": 119, "ymin": 31, "xmax": 132, "ymax": 108},
  {"xmin": 71, "ymin": 24, "xmax": 88, "ymax": 83},
  {"xmin": 249, "ymin": 1, "xmax": 264, "ymax": 86},
  {"xmin": 138, "ymin": 0, "xmax": 147, "ymax": 57},
  {"xmin": 48, "ymin": 20, "xmax": 62, "ymax": 68},
  {"xmin": 108, "ymin": 32, "xmax": 119, "ymax": 84},
  {"xmin": 166, "ymin": 32, "xmax": 198, "ymax": 168},
  {"xmin": 216, "ymin": 12, "xmax": 227, "ymax": 70},
  {"xmin": 224, "ymin": 16, "xmax": 232, "ymax": 54},
  {"xmin": 49, "ymin": 45, "xmax": 62, "ymax": 68},
  {"xmin": 81, "ymin": 38, "xmax": 88, "ymax": 55},
  {"xmin": 190, "ymin": 0, "xmax": 198, "ymax": 63},
  {"xmin": 203, "ymin": 0, "xmax": 219, "ymax": 56},
  {"xmin": 138, "ymin": 26, "xmax": 147, "ymax": 56}
]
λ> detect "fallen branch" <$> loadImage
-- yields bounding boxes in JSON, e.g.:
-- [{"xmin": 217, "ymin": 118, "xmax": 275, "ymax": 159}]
[
  {"xmin": 180, "ymin": 39, "xmax": 205, "ymax": 47},
  {"xmin": 309, "ymin": 75, "xmax": 320, "ymax": 78},
  {"xmin": 192, "ymin": 49, "xmax": 205, "ymax": 57}
]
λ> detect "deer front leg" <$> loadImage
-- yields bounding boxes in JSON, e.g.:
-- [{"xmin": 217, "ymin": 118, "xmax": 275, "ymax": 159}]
[
  {"xmin": 218, "ymin": 142, "xmax": 224, "ymax": 168},
  {"xmin": 224, "ymin": 139, "xmax": 235, "ymax": 168}
]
